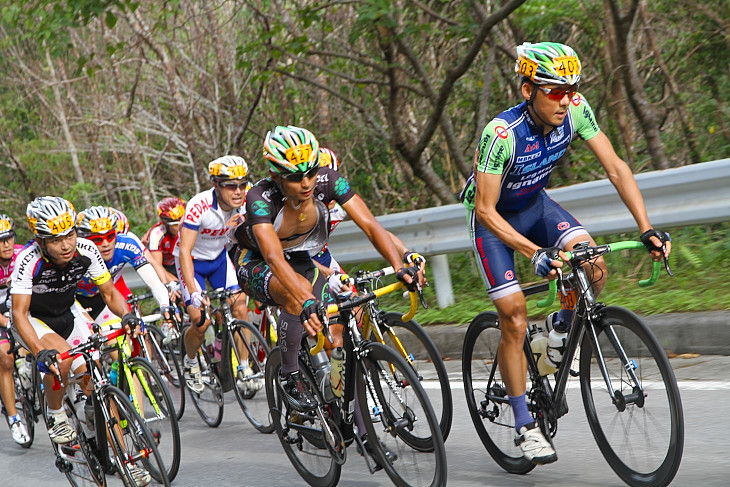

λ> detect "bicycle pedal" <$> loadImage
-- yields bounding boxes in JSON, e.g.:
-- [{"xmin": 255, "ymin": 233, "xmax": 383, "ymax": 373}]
[{"xmin": 569, "ymin": 369, "xmax": 580, "ymax": 377}]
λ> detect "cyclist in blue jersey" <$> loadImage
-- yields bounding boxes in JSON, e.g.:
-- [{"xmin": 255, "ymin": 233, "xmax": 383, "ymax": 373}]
[{"xmin": 460, "ymin": 42, "xmax": 671, "ymax": 466}]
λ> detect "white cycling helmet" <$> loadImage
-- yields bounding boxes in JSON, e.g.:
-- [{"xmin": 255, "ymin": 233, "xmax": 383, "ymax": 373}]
[
  {"xmin": 208, "ymin": 155, "xmax": 249, "ymax": 182},
  {"xmin": 26, "ymin": 196, "xmax": 77, "ymax": 238},
  {"xmin": 76, "ymin": 206, "xmax": 119, "ymax": 237},
  {"xmin": 0, "ymin": 214, "xmax": 15, "ymax": 240}
]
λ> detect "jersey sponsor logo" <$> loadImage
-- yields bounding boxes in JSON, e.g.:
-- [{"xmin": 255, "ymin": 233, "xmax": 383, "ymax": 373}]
[
  {"xmin": 516, "ymin": 151, "xmax": 542, "ymax": 163},
  {"xmin": 557, "ymin": 221, "xmax": 570, "ymax": 231},
  {"xmin": 200, "ymin": 228, "xmax": 228, "ymax": 237},
  {"xmin": 549, "ymin": 126, "xmax": 565, "ymax": 144},
  {"xmin": 525, "ymin": 142, "xmax": 539, "ymax": 152},
  {"xmin": 494, "ymin": 125, "xmax": 509, "ymax": 139},
  {"xmin": 478, "ymin": 134, "xmax": 491, "ymax": 157},
  {"xmin": 583, "ymin": 106, "xmax": 599, "ymax": 133},
  {"xmin": 252, "ymin": 201, "xmax": 270, "ymax": 217},
  {"xmin": 512, "ymin": 148, "xmax": 566, "ymax": 176},
  {"xmin": 186, "ymin": 198, "xmax": 212, "ymax": 223},
  {"xmin": 334, "ymin": 177, "xmax": 350, "ymax": 196},
  {"xmin": 117, "ymin": 242, "xmax": 143, "ymax": 254},
  {"xmin": 525, "ymin": 135, "xmax": 537, "ymax": 142},
  {"xmin": 504, "ymin": 270, "xmax": 514, "ymax": 281},
  {"xmin": 476, "ymin": 237, "xmax": 496, "ymax": 286},
  {"xmin": 316, "ymin": 174, "xmax": 329, "ymax": 184},
  {"xmin": 506, "ymin": 165, "xmax": 552, "ymax": 190},
  {"xmin": 571, "ymin": 93, "xmax": 582, "ymax": 106}
]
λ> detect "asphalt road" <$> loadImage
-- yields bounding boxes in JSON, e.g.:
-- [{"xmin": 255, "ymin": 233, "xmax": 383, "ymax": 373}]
[{"xmin": 1, "ymin": 355, "xmax": 728, "ymax": 486}]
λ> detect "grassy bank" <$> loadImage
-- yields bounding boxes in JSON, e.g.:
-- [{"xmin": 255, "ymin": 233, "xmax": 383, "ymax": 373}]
[{"xmin": 349, "ymin": 222, "xmax": 730, "ymax": 327}]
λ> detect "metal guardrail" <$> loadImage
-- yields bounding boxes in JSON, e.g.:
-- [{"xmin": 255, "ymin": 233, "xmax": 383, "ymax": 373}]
[{"xmin": 124, "ymin": 159, "xmax": 730, "ymax": 306}]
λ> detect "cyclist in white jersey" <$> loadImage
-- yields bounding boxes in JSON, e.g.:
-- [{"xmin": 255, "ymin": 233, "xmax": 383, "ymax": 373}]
[
  {"xmin": 0, "ymin": 214, "xmax": 31, "ymax": 446},
  {"xmin": 174, "ymin": 156, "xmax": 251, "ymax": 393},
  {"xmin": 10, "ymin": 197, "xmax": 139, "ymax": 447}
]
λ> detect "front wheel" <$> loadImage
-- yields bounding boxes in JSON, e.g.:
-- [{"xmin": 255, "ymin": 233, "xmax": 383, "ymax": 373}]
[
  {"xmin": 229, "ymin": 320, "xmax": 272, "ymax": 433},
  {"xmin": 145, "ymin": 325, "xmax": 185, "ymax": 421},
  {"xmin": 265, "ymin": 347, "xmax": 341, "ymax": 487},
  {"xmin": 580, "ymin": 306, "xmax": 684, "ymax": 487},
  {"xmin": 358, "ymin": 342, "xmax": 447, "ymax": 487},
  {"xmin": 180, "ymin": 325, "xmax": 225, "ymax": 428},
  {"xmin": 461, "ymin": 311, "xmax": 535, "ymax": 475}
]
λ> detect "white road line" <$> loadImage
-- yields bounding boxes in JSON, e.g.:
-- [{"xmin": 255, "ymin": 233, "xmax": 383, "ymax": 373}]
[{"xmin": 419, "ymin": 380, "xmax": 730, "ymax": 391}]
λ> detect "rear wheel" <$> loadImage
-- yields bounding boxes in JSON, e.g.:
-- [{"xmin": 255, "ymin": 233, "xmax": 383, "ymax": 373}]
[
  {"xmin": 265, "ymin": 347, "xmax": 341, "ymax": 487},
  {"xmin": 145, "ymin": 325, "xmax": 185, "ymax": 421},
  {"xmin": 580, "ymin": 306, "xmax": 684, "ymax": 487},
  {"xmin": 180, "ymin": 325, "xmax": 224, "ymax": 428},
  {"xmin": 230, "ymin": 320, "xmax": 272, "ymax": 433},
  {"xmin": 99, "ymin": 385, "xmax": 170, "ymax": 486},
  {"xmin": 59, "ymin": 395, "xmax": 107, "ymax": 486},
  {"xmin": 462, "ymin": 311, "xmax": 535, "ymax": 475},
  {"xmin": 126, "ymin": 357, "xmax": 181, "ymax": 481},
  {"xmin": 357, "ymin": 342, "xmax": 447, "ymax": 487}
]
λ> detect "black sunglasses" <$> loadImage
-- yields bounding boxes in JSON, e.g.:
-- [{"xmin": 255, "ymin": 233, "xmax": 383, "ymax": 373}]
[{"xmin": 281, "ymin": 166, "xmax": 320, "ymax": 182}]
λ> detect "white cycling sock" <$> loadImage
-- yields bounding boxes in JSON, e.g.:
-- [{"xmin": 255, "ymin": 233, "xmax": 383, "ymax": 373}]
[{"xmin": 184, "ymin": 355, "xmax": 199, "ymax": 367}]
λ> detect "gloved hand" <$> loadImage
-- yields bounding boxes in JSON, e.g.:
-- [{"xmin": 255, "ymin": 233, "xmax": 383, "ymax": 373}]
[
  {"xmin": 531, "ymin": 247, "xmax": 562, "ymax": 278},
  {"xmin": 396, "ymin": 266, "xmax": 420, "ymax": 292},
  {"xmin": 640, "ymin": 229, "xmax": 671, "ymax": 253},
  {"xmin": 327, "ymin": 271, "xmax": 352, "ymax": 295},
  {"xmin": 403, "ymin": 251, "xmax": 426, "ymax": 268},
  {"xmin": 190, "ymin": 291, "xmax": 204, "ymax": 309}
]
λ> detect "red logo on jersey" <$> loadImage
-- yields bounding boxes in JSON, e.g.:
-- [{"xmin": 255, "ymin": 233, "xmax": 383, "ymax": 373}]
[
  {"xmin": 494, "ymin": 126, "xmax": 509, "ymax": 139},
  {"xmin": 525, "ymin": 142, "xmax": 539, "ymax": 152},
  {"xmin": 504, "ymin": 270, "xmax": 514, "ymax": 281},
  {"xmin": 557, "ymin": 221, "xmax": 570, "ymax": 231},
  {"xmin": 571, "ymin": 93, "xmax": 582, "ymax": 106},
  {"xmin": 200, "ymin": 228, "xmax": 228, "ymax": 237}
]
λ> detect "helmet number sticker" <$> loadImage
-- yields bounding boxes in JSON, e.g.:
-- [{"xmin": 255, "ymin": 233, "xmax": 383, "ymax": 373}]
[
  {"xmin": 0, "ymin": 219, "xmax": 11, "ymax": 233},
  {"xmin": 169, "ymin": 205, "xmax": 185, "ymax": 220},
  {"xmin": 48, "ymin": 212, "xmax": 75, "ymax": 235},
  {"xmin": 285, "ymin": 144, "xmax": 312, "ymax": 165},
  {"xmin": 89, "ymin": 217, "xmax": 112, "ymax": 233},
  {"xmin": 517, "ymin": 56, "xmax": 538, "ymax": 80},
  {"xmin": 554, "ymin": 55, "xmax": 580, "ymax": 77},
  {"xmin": 228, "ymin": 165, "xmax": 247, "ymax": 178}
]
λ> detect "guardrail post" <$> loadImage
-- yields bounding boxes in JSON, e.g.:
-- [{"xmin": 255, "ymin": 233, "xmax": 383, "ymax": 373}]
[{"xmin": 430, "ymin": 254, "xmax": 454, "ymax": 308}]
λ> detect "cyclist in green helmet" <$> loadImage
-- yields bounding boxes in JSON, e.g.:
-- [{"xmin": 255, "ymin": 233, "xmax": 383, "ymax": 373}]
[{"xmin": 459, "ymin": 41, "xmax": 671, "ymax": 466}]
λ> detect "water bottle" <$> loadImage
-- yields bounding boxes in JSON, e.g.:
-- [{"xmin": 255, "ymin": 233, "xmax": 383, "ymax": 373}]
[
  {"xmin": 212, "ymin": 332, "xmax": 222, "ymax": 363},
  {"xmin": 110, "ymin": 361, "xmax": 119, "ymax": 386},
  {"xmin": 529, "ymin": 324, "xmax": 557, "ymax": 376},
  {"xmin": 204, "ymin": 325, "xmax": 215, "ymax": 356},
  {"xmin": 545, "ymin": 311, "xmax": 570, "ymax": 369},
  {"xmin": 15, "ymin": 357, "xmax": 31, "ymax": 390},
  {"xmin": 329, "ymin": 347, "xmax": 344, "ymax": 398},
  {"xmin": 309, "ymin": 347, "xmax": 334, "ymax": 402},
  {"xmin": 84, "ymin": 397, "xmax": 96, "ymax": 438}
]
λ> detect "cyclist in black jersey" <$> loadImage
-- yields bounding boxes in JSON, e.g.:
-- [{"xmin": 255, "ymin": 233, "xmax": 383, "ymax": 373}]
[
  {"xmin": 234, "ymin": 126, "xmax": 425, "ymax": 464},
  {"xmin": 10, "ymin": 197, "xmax": 139, "ymax": 446},
  {"xmin": 462, "ymin": 42, "xmax": 671, "ymax": 466}
]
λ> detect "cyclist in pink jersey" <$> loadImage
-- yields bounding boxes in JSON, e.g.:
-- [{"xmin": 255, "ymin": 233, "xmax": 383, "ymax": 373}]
[{"xmin": 0, "ymin": 214, "xmax": 31, "ymax": 446}]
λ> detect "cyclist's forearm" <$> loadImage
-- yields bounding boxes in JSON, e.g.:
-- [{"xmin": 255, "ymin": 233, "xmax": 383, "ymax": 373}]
[{"xmin": 136, "ymin": 263, "xmax": 170, "ymax": 307}]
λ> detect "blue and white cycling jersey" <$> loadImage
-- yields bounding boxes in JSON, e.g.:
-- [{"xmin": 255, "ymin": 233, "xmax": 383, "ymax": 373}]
[
  {"xmin": 460, "ymin": 93, "xmax": 600, "ymax": 213},
  {"xmin": 76, "ymin": 232, "xmax": 148, "ymax": 297}
]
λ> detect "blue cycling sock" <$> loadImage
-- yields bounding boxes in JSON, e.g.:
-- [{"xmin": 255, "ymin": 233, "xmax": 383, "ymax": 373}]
[{"xmin": 509, "ymin": 393, "xmax": 533, "ymax": 432}]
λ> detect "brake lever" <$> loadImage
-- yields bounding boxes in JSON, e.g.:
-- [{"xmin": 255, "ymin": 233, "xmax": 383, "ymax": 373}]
[
  {"xmin": 417, "ymin": 284, "xmax": 429, "ymax": 310},
  {"xmin": 662, "ymin": 246, "xmax": 674, "ymax": 277},
  {"xmin": 317, "ymin": 302, "xmax": 333, "ymax": 344},
  {"xmin": 557, "ymin": 268, "xmax": 567, "ymax": 296}
]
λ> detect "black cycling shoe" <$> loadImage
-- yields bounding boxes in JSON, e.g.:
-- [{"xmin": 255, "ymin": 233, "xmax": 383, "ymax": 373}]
[
  {"xmin": 279, "ymin": 371, "xmax": 317, "ymax": 412},
  {"xmin": 359, "ymin": 434, "xmax": 398, "ymax": 471}
]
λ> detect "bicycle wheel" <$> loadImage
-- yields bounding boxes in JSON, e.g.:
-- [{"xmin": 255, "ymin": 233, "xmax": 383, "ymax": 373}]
[
  {"xmin": 357, "ymin": 342, "xmax": 446, "ymax": 487},
  {"xmin": 127, "ymin": 357, "xmax": 182, "ymax": 481},
  {"xmin": 580, "ymin": 306, "xmax": 684, "ymax": 487},
  {"xmin": 98, "ymin": 385, "xmax": 170, "ymax": 486},
  {"xmin": 379, "ymin": 311, "xmax": 453, "ymax": 443},
  {"xmin": 265, "ymin": 347, "xmax": 341, "ymax": 487},
  {"xmin": 57, "ymin": 395, "xmax": 107, "ymax": 487},
  {"xmin": 145, "ymin": 325, "xmax": 185, "ymax": 421},
  {"xmin": 180, "ymin": 325, "xmax": 224, "ymax": 428},
  {"xmin": 230, "ymin": 320, "xmax": 272, "ymax": 433},
  {"xmin": 462, "ymin": 311, "xmax": 536, "ymax": 475},
  {"xmin": 12, "ymin": 367, "xmax": 35, "ymax": 448}
]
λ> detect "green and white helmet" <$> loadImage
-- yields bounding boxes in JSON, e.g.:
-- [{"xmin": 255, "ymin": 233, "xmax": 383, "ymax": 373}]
[
  {"xmin": 26, "ymin": 196, "xmax": 77, "ymax": 238},
  {"xmin": 76, "ymin": 206, "xmax": 119, "ymax": 237},
  {"xmin": 263, "ymin": 125, "xmax": 320, "ymax": 174},
  {"xmin": 208, "ymin": 155, "xmax": 248, "ymax": 182},
  {"xmin": 515, "ymin": 42, "xmax": 581, "ymax": 86}
]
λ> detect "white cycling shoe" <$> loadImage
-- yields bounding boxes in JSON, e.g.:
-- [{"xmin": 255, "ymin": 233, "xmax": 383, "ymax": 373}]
[{"xmin": 515, "ymin": 423, "xmax": 558, "ymax": 465}]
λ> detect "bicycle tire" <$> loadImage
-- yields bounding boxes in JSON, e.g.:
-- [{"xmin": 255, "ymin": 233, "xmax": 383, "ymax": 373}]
[
  {"xmin": 461, "ymin": 311, "xmax": 535, "ymax": 475},
  {"xmin": 99, "ymin": 384, "xmax": 170, "ymax": 486},
  {"xmin": 265, "ymin": 347, "xmax": 342, "ymax": 487},
  {"xmin": 229, "ymin": 320, "xmax": 272, "ymax": 433},
  {"xmin": 10, "ymin": 366, "xmax": 35, "ymax": 448},
  {"xmin": 127, "ymin": 357, "xmax": 182, "ymax": 481},
  {"xmin": 145, "ymin": 325, "xmax": 185, "ymax": 421},
  {"xmin": 357, "ymin": 342, "xmax": 447, "ymax": 487},
  {"xmin": 180, "ymin": 325, "xmax": 224, "ymax": 428},
  {"xmin": 580, "ymin": 306, "xmax": 684, "ymax": 487},
  {"xmin": 380, "ymin": 311, "xmax": 453, "ymax": 443}
]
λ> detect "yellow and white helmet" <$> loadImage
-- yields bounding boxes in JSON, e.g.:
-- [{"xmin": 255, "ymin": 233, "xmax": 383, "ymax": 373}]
[{"xmin": 26, "ymin": 196, "xmax": 77, "ymax": 238}]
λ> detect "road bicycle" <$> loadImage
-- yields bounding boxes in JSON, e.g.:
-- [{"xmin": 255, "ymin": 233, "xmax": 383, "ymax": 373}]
[
  {"xmin": 126, "ymin": 292, "xmax": 185, "ymax": 421},
  {"xmin": 101, "ymin": 316, "xmax": 181, "ymax": 481},
  {"xmin": 1, "ymin": 327, "xmax": 39, "ymax": 448},
  {"xmin": 179, "ymin": 288, "xmax": 270, "ymax": 431},
  {"xmin": 353, "ymin": 266, "xmax": 453, "ymax": 443},
  {"xmin": 462, "ymin": 240, "xmax": 683, "ymax": 487},
  {"xmin": 40, "ymin": 323, "xmax": 170, "ymax": 486},
  {"xmin": 265, "ymin": 280, "xmax": 447, "ymax": 487},
  {"xmin": 251, "ymin": 303, "xmax": 279, "ymax": 350}
]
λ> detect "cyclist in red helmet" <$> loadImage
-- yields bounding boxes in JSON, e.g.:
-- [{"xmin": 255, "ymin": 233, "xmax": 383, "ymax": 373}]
[{"xmin": 143, "ymin": 197, "xmax": 186, "ymax": 284}]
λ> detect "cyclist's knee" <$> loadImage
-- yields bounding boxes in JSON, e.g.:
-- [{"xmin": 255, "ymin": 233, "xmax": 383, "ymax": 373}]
[{"xmin": 0, "ymin": 344, "xmax": 12, "ymax": 369}]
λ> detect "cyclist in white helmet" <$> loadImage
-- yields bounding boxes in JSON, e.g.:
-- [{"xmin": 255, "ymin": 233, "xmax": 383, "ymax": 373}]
[
  {"xmin": 10, "ymin": 197, "xmax": 140, "ymax": 448},
  {"xmin": 460, "ymin": 41, "xmax": 671, "ymax": 466},
  {"xmin": 0, "ymin": 214, "xmax": 32, "ymax": 446},
  {"xmin": 174, "ymin": 155, "xmax": 251, "ymax": 394}
]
